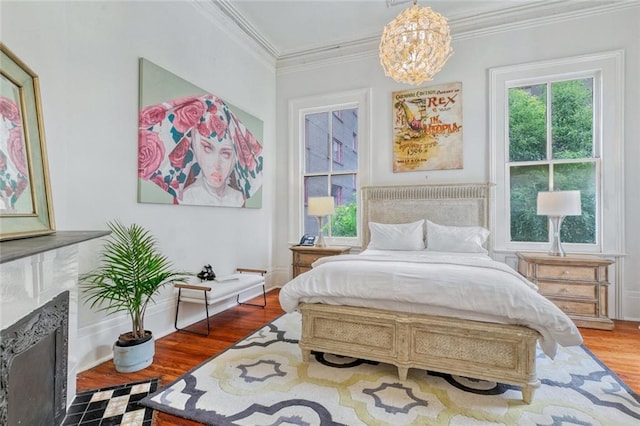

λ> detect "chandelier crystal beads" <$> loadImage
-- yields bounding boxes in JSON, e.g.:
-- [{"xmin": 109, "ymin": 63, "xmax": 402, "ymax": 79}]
[{"xmin": 379, "ymin": 4, "xmax": 453, "ymax": 85}]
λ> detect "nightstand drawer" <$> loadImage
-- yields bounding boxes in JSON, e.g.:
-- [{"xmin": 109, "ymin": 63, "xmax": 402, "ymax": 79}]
[
  {"xmin": 290, "ymin": 246, "xmax": 351, "ymax": 278},
  {"xmin": 537, "ymin": 281, "xmax": 597, "ymax": 299},
  {"xmin": 537, "ymin": 264, "xmax": 597, "ymax": 281},
  {"xmin": 549, "ymin": 299, "xmax": 597, "ymax": 316},
  {"xmin": 295, "ymin": 266, "xmax": 312, "ymax": 275},
  {"xmin": 516, "ymin": 252, "xmax": 614, "ymax": 330},
  {"xmin": 295, "ymin": 253, "xmax": 324, "ymax": 267}
]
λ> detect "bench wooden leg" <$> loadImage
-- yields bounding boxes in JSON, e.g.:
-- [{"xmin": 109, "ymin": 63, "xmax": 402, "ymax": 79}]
[{"xmin": 174, "ymin": 288, "xmax": 210, "ymax": 336}]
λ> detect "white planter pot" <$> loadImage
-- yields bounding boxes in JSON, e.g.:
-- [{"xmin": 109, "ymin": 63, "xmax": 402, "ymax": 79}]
[{"xmin": 112, "ymin": 334, "xmax": 155, "ymax": 373}]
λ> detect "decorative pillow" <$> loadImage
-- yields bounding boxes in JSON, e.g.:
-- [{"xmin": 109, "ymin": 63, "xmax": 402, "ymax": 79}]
[
  {"xmin": 367, "ymin": 220, "xmax": 425, "ymax": 251},
  {"xmin": 426, "ymin": 220, "xmax": 490, "ymax": 253}
]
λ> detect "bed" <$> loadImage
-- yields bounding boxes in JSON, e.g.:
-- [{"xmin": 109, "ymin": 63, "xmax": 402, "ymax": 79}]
[{"xmin": 279, "ymin": 183, "xmax": 583, "ymax": 404}]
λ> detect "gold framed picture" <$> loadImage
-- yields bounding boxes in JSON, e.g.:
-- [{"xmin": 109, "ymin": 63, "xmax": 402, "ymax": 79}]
[{"xmin": 0, "ymin": 43, "xmax": 55, "ymax": 240}]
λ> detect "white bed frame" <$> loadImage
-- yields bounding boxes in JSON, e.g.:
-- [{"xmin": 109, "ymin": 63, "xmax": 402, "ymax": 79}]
[{"xmin": 298, "ymin": 183, "xmax": 541, "ymax": 403}]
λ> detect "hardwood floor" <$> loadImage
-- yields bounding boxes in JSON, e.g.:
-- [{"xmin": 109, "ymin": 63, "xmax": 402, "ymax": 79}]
[
  {"xmin": 76, "ymin": 289, "xmax": 640, "ymax": 425},
  {"xmin": 77, "ymin": 290, "xmax": 286, "ymax": 426},
  {"xmin": 580, "ymin": 319, "xmax": 640, "ymax": 393}
]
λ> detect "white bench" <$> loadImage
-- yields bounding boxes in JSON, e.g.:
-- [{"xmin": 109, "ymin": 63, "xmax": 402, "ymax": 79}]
[{"xmin": 174, "ymin": 267, "xmax": 267, "ymax": 335}]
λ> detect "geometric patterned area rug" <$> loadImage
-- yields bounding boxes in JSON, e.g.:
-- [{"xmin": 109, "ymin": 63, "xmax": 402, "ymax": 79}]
[
  {"xmin": 140, "ymin": 313, "xmax": 640, "ymax": 425},
  {"xmin": 64, "ymin": 378, "xmax": 158, "ymax": 426}
]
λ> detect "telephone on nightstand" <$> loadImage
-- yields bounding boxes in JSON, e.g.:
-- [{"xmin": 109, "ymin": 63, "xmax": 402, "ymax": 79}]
[{"xmin": 298, "ymin": 234, "xmax": 317, "ymax": 246}]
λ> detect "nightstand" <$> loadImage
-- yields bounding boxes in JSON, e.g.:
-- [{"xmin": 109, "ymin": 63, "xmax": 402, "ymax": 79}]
[
  {"xmin": 517, "ymin": 252, "xmax": 614, "ymax": 330},
  {"xmin": 290, "ymin": 245, "xmax": 350, "ymax": 278}
]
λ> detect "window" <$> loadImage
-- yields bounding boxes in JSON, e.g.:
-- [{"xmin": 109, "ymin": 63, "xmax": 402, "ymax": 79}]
[
  {"xmin": 289, "ymin": 89, "xmax": 371, "ymax": 247},
  {"xmin": 490, "ymin": 51, "xmax": 623, "ymax": 255},
  {"xmin": 303, "ymin": 109, "xmax": 357, "ymax": 238},
  {"xmin": 508, "ymin": 78, "xmax": 598, "ymax": 245},
  {"xmin": 332, "ymin": 138, "xmax": 343, "ymax": 165}
]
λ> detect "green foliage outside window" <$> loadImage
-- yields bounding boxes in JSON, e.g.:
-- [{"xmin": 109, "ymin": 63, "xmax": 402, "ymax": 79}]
[
  {"xmin": 331, "ymin": 202, "xmax": 357, "ymax": 237},
  {"xmin": 554, "ymin": 162, "xmax": 596, "ymax": 244},
  {"xmin": 509, "ymin": 78, "xmax": 596, "ymax": 244},
  {"xmin": 510, "ymin": 165, "xmax": 549, "ymax": 242},
  {"xmin": 509, "ymin": 84, "xmax": 546, "ymax": 162},
  {"xmin": 551, "ymin": 80, "xmax": 593, "ymax": 159}
]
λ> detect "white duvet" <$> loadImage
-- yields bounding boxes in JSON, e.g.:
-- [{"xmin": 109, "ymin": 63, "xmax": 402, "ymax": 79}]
[{"xmin": 279, "ymin": 250, "xmax": 583, "ymax": 358}]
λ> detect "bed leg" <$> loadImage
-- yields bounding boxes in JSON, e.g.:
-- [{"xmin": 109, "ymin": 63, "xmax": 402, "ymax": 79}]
[
  {"xmin": 301, "ymin": 348, "xmax": 310, "ymax": 363},
  {"xmin": 522, "ymin": 385, "xmax": 535, "ymax": 404},
  {"xmin": 397, "ymin": 366, "xmax": 408, "ymax": 381}
]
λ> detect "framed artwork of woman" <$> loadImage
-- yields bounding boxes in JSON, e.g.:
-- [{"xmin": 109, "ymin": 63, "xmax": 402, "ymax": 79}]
[
  {"xmin": 0, "ymin": 43, "xmax": 55, "ymax": 240},
  {"xmin": 137, "ymin": 59, "xmax": 263, "ymax": 208}
]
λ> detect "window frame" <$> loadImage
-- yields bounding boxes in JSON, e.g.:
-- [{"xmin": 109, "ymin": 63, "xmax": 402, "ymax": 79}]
[
  {"xmin": 507, "ymin": 74, "xmax": 601, "ymax": 248},
  {"xmin": 490, "ymin": 50, "xmax": 624, "ymax": 256},
  {"xmin": 289, "ymin": 88, "xmax": 371, "ymax": 248},
  {"xmin": 332, "ymin": 137, "xmax": 344, "ymax": 165}
]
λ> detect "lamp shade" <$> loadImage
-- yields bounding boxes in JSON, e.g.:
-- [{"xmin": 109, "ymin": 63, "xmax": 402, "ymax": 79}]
[
  {"xmin": 307, "ymin": 196, "xmax": 335, "ymax": 216},
  {"xmin": 537, "ymin": 191, "xmax": 582, "ymax": 216}
]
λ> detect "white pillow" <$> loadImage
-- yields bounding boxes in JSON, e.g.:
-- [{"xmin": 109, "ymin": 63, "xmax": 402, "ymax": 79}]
[
  {"xmin": 426, "ymin": 220, "xmax": 490, "ymax": 253},
  {"xmin": 367, "ymin": 220, "xmax": 425, "ymax": 251}
]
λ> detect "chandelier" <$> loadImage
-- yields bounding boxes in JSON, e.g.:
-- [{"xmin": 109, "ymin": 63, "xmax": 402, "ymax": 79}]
[{"xmin": 379, "ymin": 1, "xmax": 453, "ymax": 85}]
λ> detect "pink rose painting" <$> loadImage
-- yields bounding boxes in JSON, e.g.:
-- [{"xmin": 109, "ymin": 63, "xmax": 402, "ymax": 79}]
[
  {"xmin": 171, "ymin": 99, "xmax": 206, "ymax": 134},
  {"xmin": 168, "ymin": 137, "xmax": 190, "ymax": 169},
  {"xmin": 139, "ymin": 104, "xmax": 167, "ymax": 128},
  {"xmin": 151, "ymin": 174, "xmax": 168, "ymax": 192},
  {"xmin": 138, "ymin": 129, "xmax": 165, "ymax": 179},
  {"xmin": 0, "ymin": 150, "xmax": 7, "ymax": 172},
  {"xmin": 0, "ymin": 97, "xmax": 21, "ymax": 124},
  {"xmin": 0, "ymin": 96, "xmax": 30, "ymax": 210},
  {"xmin": 137, "ymin": 58, "xmax": 264, "ymax": 208},
  {"xmin": 209, "ymin": 114, "xmax": 228, "ymax": 140},
  {"xmin": 8, "ymin": 127, "xmax": 28, "ymax": 176},
  {"xmin": 0, "ymin": 47, "xmax": 55, "ymax": 234}
]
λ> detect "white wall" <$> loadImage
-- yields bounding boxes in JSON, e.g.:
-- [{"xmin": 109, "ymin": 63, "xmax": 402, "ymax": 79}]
[
  {"xmin": 275, "ymin": 7, "xmax": 640, "ymax": 321},
  {"xmin": 1, "ymin": 1, "xmax": 277, "ymax": 370},
  {"xmin": 2, "ymin": 2, "xmax": 638, "ymax": 374}
]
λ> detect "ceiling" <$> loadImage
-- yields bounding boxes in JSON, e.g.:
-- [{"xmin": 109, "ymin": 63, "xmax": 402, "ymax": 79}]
[{"xmin": 214, "ymin": 0, "xmax": 620, "ymax": 60}]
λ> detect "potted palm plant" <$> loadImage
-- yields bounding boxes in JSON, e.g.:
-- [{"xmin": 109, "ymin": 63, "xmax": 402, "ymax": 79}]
[{"xmin": 79, "ymin": 221, "xmax": 190, "ymax": 372}]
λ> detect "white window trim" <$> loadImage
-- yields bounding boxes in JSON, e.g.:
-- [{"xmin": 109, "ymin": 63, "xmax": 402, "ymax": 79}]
[
  {"xmin": 288, "ymin": 88, "xmax": 372, "ymax": 247},
  {"xmin": 489, "ymin": 50, "xmax": 625, "ymax": 256}
]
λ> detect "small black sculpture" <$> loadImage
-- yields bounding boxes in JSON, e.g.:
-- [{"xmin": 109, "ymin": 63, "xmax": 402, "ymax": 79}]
[{"xmin": 197, "ymin": 264, "xmax": 216, "ymax": 281}]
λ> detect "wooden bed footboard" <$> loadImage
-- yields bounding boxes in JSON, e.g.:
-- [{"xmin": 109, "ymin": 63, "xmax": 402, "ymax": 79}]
[{"xmin": 299, "ymin": 303, "xmax": 541, "ymax": 403}]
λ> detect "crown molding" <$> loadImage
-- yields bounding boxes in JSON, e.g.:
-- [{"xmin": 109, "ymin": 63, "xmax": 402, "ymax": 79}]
[
  {"xmin": 200, "ymin": 1, "xmax": 636, "ymax": 74},
  {"xmin": 277, "ymin": 42, "xmax": 380, "ymax": 76},
  {"xmin": 190, "ymin": 0, "xmax": 276, "ymax": 69},
  {"xmin": 213, "ymin": 0, "xmax": 280, "ymax": 58},
  {"xmin": 276, "ymin": 1, "xmax": 636, "ymax": 74},
  {"xmin": 450, "ymin": 1, "xmax": 638, "ymax": 41}
]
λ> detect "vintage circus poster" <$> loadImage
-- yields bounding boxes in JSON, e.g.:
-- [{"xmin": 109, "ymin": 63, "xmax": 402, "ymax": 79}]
[{"xmin": 392, "ymin": 82, "xmax": 463, "ymax": 172}]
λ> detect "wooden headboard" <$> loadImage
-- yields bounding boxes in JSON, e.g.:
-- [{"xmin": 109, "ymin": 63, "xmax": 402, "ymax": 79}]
[{"xmin": 360, "ymin": 183, "xmax": 492, "ymax": 250}]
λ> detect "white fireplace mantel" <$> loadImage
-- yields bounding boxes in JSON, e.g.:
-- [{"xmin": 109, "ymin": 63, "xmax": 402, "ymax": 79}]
[
  {"xmin": 1, "ymin": 231, "xmax": 108, "ymax": 329},
  {"xmin": 0, "ymin": 230, "xmax": 108, "ymax": 410},
  {"xmin": 0, "ymin": 231, "xmax": 109, "ymax": 264}
]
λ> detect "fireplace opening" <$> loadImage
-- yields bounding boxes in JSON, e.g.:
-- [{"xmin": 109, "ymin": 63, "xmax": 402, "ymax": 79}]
[
  {"xmin": 9, "ymin": 332, "xmax": 56, "ymax": 424},
  {"xmin": 1, "ymin": 291, "xmax": 69, "ymax": 425}
]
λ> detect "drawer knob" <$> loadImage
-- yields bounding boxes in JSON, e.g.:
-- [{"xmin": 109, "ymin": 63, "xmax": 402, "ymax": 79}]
[
  {"xmin": 563, "ymin": 270, "xmax": 570, "ymax": 275},
  {"xmin": 560, "ymin": 288, "xmax": 569, "ymax": 293}
]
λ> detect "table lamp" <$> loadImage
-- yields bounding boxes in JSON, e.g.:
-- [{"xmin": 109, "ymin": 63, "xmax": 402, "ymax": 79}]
[
  {"xmin": 537, "ymin": 190, "xmax": 582, "ymax": 257},
  {"xmin": 307, "ymin": 196, "xmax": 335, "ymax": 247}
]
